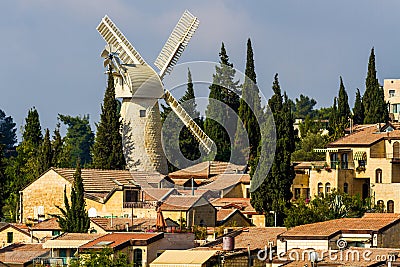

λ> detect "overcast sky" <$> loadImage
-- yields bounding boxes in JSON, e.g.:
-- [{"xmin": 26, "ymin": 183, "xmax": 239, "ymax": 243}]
[{"xmin": 2, "ymin": 0, "xmax": 400, "ymax": 138}]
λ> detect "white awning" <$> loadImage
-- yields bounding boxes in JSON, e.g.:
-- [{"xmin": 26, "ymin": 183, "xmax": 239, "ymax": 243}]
[
  {"xmin": 313, "ymin": 148, "xmax": 339, "ymax": 153},
  {"xmin": 150, "ymin": 250, "xmax": 217, "ymax": 266}
]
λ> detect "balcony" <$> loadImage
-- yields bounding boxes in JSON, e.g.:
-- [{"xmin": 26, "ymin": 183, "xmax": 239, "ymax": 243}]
[
  {"xmin": 33, "ymin": 257, "xmax": 75, "ymax": 267},
  {"xmin": 123, "ymin": 201, "xmax": 158, "ymax": 209}
]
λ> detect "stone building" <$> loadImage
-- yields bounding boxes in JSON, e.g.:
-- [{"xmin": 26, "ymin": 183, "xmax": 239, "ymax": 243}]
[{"xmin": 384, "ymin": 79, "xmax": 400, "ymax": 122}]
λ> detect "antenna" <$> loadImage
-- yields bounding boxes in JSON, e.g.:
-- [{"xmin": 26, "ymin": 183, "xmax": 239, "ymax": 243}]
[
  {"xmin": 97, "ymin": 15, "xmax": 147, "ymax": 65},
  {"xmin": 154, "ymin": 10, "xmax": 199, "ymax": 79}
]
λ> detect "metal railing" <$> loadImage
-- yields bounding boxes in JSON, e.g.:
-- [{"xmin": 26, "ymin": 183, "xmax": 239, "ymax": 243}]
[
  {"xmin": 123, "ymin": 201, "xmax": 158, "ymax": 209},
  {"xmin": 33, "ymin": 257, "xmax": 76, "ymax": 267}
]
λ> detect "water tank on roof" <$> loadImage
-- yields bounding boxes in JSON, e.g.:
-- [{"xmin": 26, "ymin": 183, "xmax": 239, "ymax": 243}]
[{"xmin": 222, "ymin": 236, "xmax": 234, "ymax": 251}]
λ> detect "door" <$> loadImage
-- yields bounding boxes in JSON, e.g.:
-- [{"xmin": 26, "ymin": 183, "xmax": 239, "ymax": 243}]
[{"xmin": 133, "ymin": 249, "xmax": 142, "ymax": 267}]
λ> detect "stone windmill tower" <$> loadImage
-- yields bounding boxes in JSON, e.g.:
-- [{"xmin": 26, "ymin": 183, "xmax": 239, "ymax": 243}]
[{"xmin": 97, "ymin": 11, "xmax": 214, "ymax": 174}]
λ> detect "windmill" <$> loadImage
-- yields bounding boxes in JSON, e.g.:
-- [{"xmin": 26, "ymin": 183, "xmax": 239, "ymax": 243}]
[{"xmin": 97, "ymin": 11, "xmax": 215, "ymax": 175}]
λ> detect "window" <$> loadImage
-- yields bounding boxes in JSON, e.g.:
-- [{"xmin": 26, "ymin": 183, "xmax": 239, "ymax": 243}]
[
  {"xmin": 52, "ymin": 230, "xmax": 61, "ymax": 236},
  {"xmin": 139, "ymin": 110, "xmax": 146, "ymax": 117},
  {"xmin": 389, "ymin": 89, "xmax": 396, "ymax": 97},
  {"xmin": 7, "ymin": 232, "xmax": 13, "ymax": 243},
  {"xmin": 377, "ymin": 200, "xmax": 385, "ymax": 210},
  {"xmin": 388, "ymin": 200, "xmax": 395, "ymax": 213},
  {"xmin": 325, "ymin": 183, "xmax": 331, "ymax": 194},
  {"xmin": 376, "ymin": 169, "xmax": 383, "ymax": 183},
  {"xmin": 392, "ymin": 104, "xmax": 398, "ymax": 113},
  {"xmin": 330, "ymin": 153, "xmax": 338, "ymax": 169},
  {"xmin": 318, "ymin": 183, "xmax": 323, "ymax": 196},
  {"xmin": 394, "ymin": 142, "xmax": 400, "ymax": 159},
  {"xmin": 358, "ymin": 160, "xmax": 366, "ymax": 167},
  {"xmin": 124, "ymin": 189, "xmax": 139, "ymax": 202},
  {"xmin": 133, "ymin": 249, "xmax": 143, "ymax": 267},
  {"xmin": 343, "ymin": 183, "xmax": 349, "ymax": 194},
  {"xmin": 294, "ymin": 188, "xmax": 301, "ymax": 199},
  {"xmin": 341, "ymin": 153, "xmax": 348, "ymax": 169}
]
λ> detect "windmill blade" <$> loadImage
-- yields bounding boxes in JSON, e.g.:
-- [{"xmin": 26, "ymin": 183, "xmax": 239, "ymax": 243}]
[
  {"xmin": 155, "ymin": 10, "xmax": 199, "ymax": 79},
  {"xmin": 97, "ymin": 15, "xmax": 147, "ymax": 65},
  {"xmin": 164, "ymin": 90, "xmax": 214, "ymax": 153}
]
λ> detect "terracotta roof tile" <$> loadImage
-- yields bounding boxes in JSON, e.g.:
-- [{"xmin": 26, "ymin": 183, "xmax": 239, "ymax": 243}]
[
  {"xmin": 216, "ymin": 209, "xmax": 236, "ymax": 222},
  {"xmin": 160, "ymin": 195, "xmax": 210, "ymax": 211},
  {"xmin": 280, "ymin": 213, "xmax": 400, "ymax": 238},
  {"xmin": 90, "ymin": 218, "xmax": 157, "ymax": 231},
  {"xmin": 168, "ymin": 161, "xmax": 246, "ymax": 179},
  {"xmin": 79, "ymin": 232, "xmax": 163, "ymax": 249},
  {"xmin": 0, "ymin": 243, "xmax": 50, "ymax": 264},
  {"xmin": 53, "ymin": 233, "xmax": 105, "ymax": 241},
  {"xmin": 201, "ymin": 174, "xmax": 247, "ymax": 190},
  {"xmin": 32, "ymin": 218, "xmax": 61, "ymax": 230},
  {"xmin": 211, "ymin": 198, "xmax": 256, "ymax": 212}
]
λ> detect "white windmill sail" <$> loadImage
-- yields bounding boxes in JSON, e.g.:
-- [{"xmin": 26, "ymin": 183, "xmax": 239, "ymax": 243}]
[
  {"xmin": 155, "ymin": 10, "xmax": 199, "ymax": 79},
  {"xmin": 164, "ymin": 90, "xmax": 214, "ymax": 153},
  {"xmin": 97, "ymin": 15, "xmax": 147, "ymax": 65}
]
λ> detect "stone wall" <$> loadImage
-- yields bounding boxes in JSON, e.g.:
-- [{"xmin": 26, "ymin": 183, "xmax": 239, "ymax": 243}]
[
  {"xmin": 0, "ymin": 227, "xmax": 37, "ymax": 246},
  {"xmin": 22, "ymin": 170, "xmax": 72, "ymax": 222},
  {"xmin": 380, "ymin": 221, "xmax": 400, "ymax": 248}
]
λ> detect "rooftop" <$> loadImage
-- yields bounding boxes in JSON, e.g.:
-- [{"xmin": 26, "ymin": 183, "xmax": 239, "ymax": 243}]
[
  {"xmin": 32, "ymin": 218, "xmax": 61, "ymax": 230},
  {"xmin": 0, "ymin": 243, "xmax": 50, "ymax": 265},
  {"xmin": 90, "ymin": 217, "xmax": 157, "ymax": 232},
  {"xmin": 168, "ymin": 161, "xmax": 247, "ymax": 179}
]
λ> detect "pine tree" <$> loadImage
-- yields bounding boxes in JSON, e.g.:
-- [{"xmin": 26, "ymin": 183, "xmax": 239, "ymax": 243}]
[
  {"xmin": 234, "ymin": 38, "xmax": 261, "ymax": 165},
  {"xmin": 55, "ymin": 161, "xmax": 90, "ymax": 233},
  {"xmin": 92, "ymin": 66, "xmax": 125, "ymax": 170},
  {"xmin": 38, "ymin": 129, "xmax": 52, "ymax": 174},
  {"xmin": 250, "ymin": 74, "xmax": 295, "ymax": 226},
  {"xmin": 363, "ymin": 48, "xmax": 389, "ymax": 124},
  {"xmin": 353, "ymin": 88, "xmax": 365, "ymax": 125},
  {"xmin": 204, "ymin": 43, "xmax": 240, "ymax": 161},
  {"xmin": 59, "ymin": 114, "xmax": 94, "ymax": 167}
]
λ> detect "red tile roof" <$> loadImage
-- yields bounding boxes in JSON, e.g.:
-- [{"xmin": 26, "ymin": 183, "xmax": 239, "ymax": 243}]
[
  {"xmin": 79, "ymin": 232, "xmax": 163, "ymax": 250},
  {"xmin": 160, "ymin": 195, "xmax": 211, "ymax": 211},
  {"xmin": 168, "ymin": 161, "xmax": 246, "ymax": 179},
  {"xmin": 216, "ymin": 209, "xmax": 236, "ymax": 222},
  {"xmin": 0, "ymin": 243, "xmax": 50, "ymax": 264},
  {"xmin": 32, "ymin": 218, "xmax": 61, "ymax": 230},
  {"xmin": 280, "ymin": 213, "xmax": 400, "ymax": 238},
  {"xmin": 211, "ymin": 198, "xmax": 256, "ymax": 212},
  {"xmin": 90, "ymin": 217, "xmax": 157, "ymax": 232}
]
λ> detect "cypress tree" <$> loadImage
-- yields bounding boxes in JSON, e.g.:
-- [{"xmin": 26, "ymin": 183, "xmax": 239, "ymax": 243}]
[
  {"xmin": 234, "ymin": 38, "xmax": 261, "ymax": 165},
  {"xmin": 92, "ymin": 66, "xmax": 125, "ymax": 169},
  {"xmin": 0, "ymin": 109, "xmax": 17, "ymax": 152},
  {"xmin": 23, "ymin": 107, "xmax": 43, "ymax": 147},
  {"xmin": 363, "ymin": 48, "xmax": 389, "ymax": 124},
  {"xmin": 250, "ymin": 74, "xmax": 295, "ymax": 226},
  {"xmin": 204, "ymin": 42, "xmax": 240, "ymax": 161},
  {"xmin": 353, "ymin": 88, "xmax": 365, "ymax": 125},
  {"xmin": 179, "ymin": 69, "xmax": 202, "ymax": 161},
  {"xmin": 52, "ymin": 123, "xmax": 63, "ymax": 167},
  {"xmin": 337, "ymin": 76, "xmax": 351, "ymax": 123},
  {"xmin": 38, "ymin": 129, "xmax": 52, "ymax": 174},
  {"xmin": 55, "ymin": 161, "xmax": 90, "ymax": 233}
]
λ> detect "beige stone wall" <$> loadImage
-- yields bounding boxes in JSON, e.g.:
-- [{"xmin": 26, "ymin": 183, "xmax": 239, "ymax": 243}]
[
  {"xmin": 223, "ymin": 184, "xmax": 245, "ymax": 198},
  {"xmin": 0, "ymin": 227, "xmax": 37, "ymax": 246},
  {"xmin": 380, "ymin": 221, "xmax": 400, "ymax": 248},
  {"xmin": 221, "ymin": 212, "xmax": 251, "ymax": 227},
  {"xmin": 251, "ymin": 214, "xmax": 266, "ymax": 227},
  {"xmin": 157, "ymin": 233, "xmax": 195, "ymax": 250},
  {"xmin": 162, "ymin": 211, "xmax": 186, "ymax": 227},
  {"xmin": 188, "ymin": 203, "xmax": 216, "ymax": 227},
  {"xmin": 309, "ymin": 169, "xmax": 337, "ymax": 198},
  {"xmin": 31, "ymin": 230, "xmax": 58, "ymax": 240},
  {"xmin": 85, "ymin": 191, "xmax": 124, "ymax": 217},
  {"xmin": 373, "ymin": 183, "xmax": 400, "ymax": 212},
  {"xmin": 22, "ymin": 170, "xmax": 72, "ymax": 222},
  {"xmin": 143, "ymin": 240, "xmax": 163, "ymax": 266},
  {"xmin": 285, "ymin": 239, "xmax": 329, "ymax": 252}
]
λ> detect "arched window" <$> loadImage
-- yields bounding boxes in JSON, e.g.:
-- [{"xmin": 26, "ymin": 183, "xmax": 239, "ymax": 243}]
[
  {"xmin": 394, "ymin": 142, "xmax": 400, "ymax": 159},
  {"xmin": 376, "ymin": 169, "xmax": 383, "ymax": 183},
  {"xmin": 387, "ymin": 200, "xmax": 395, "ymax": 213},
  {"xmin": 133, "ymin": 248, "xmax": 143, "ymax": 267},
  {"xmin": 325, "ymin": 183, "xmax": 331, "ymax": 194},
  {"xmin": 343, "ymin": 183, "xmax": 349, "ymax": 194},
  {"xmin": 318, "ymin": 183, "xmax": 323, "ymax": 196},
  {"xmin": 377, "ymin": 200, "xmax": 385, "ymax": 211}
]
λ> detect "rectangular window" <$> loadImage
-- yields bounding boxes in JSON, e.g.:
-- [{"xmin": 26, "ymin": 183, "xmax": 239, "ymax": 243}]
[
  {"xmin": 52, "ymin": 230, "xmax": 61, "ymax": 236},
  {"xmin": 392, "ymin": 104, "xmax": 398, "ymax": 113},
  {"xmin": 389, "ymin": 89, "xmax": 396, "ymax": 97},
  {"xmin": 7, "ymin": 232, "xmax": 13, "ymax": 243},
  {"xmin": 330, "ymin": 153, "xmax": 338, "ymax": 169},
  {"xmin": 294, "ymin": 188, "xmax": 300, "ymax": 199},
  {"xmin": 124, "ymin": 189, "xmax": 139, "ymax": 202},
  {"xmin": 139, "ymin": 110, "xmax": 146, "ymax": 117},
  {"xmin": 358, "ymin": 160, "xmax": 366, "ymax": 167}
]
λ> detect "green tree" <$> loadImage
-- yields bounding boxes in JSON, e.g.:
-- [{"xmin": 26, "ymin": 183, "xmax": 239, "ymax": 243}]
[
  {"xmin": 38, "ymin": 129, "xmax": 52, "ymax": 174},
  {"xmin": 179, "ymin": 69, "xmax": 202, "ymax": 162},
  {"xmin": 22, "ymin": 107, "xmax": 43, "ymax": 147},
  {"xmin": 92, "ymin": 66, "xmax": 125, "ymax": 170},
  {"xmin": 52, "ymin": 123, "xmax": 64, "ymax": 167},
  {"xmin": 329, "ymin": 76, "xmax": 351, "ymax": 139},
  {"xmin": 293, "ymin": 94, "xmax": 317, "ymax": 119},
  {"xmin": 251, "ymin": 74, "xmax": 295, "ymax": 226},
  {"xmin": 204, "ymin": 42, "xmax": 240, "ymax": 161},
  {"xmin": 0, "ymin": 109, "xmax": 17, "ymax": 153},
  {"xmin": 59, "ymin": 114, "xmax": 94, "ymax": 167},
  {"xmin": 55, "ymin": 162, "xmax": 90, "ymax": 233},
  {"xmin": 292, "ymin": 132, "xmax": 329, "ymax": 161},
  {"xmin": 234, "ymin": 38, "xmax": 261, "ymax": 165},
  {"xmin": 363, "ymin": 47, "xmax": 389, "ymax": 124},
  {"xmin": 70, "ymin": 247, "xmax": 130, "ymax": 267},
  {"xmin": 353, "ymin": 88, "xmax": 365, "ymax": 125}
]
